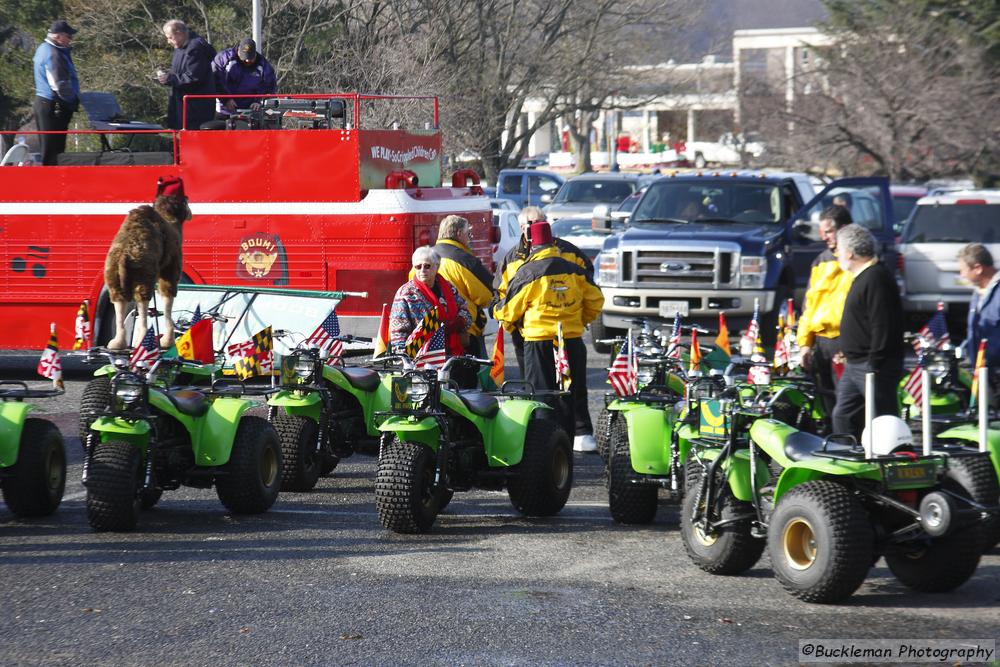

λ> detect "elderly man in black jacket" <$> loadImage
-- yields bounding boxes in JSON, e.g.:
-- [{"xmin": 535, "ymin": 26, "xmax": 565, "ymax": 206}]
[
  {"xmin": 831, "ymin": 224, "xmax": 904, "ymax": 439},
  {"xmin": 157, "ymin": 20, "xmax": 216, "ymax": 130}
]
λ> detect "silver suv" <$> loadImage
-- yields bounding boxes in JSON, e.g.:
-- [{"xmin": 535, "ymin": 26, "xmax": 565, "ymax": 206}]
[{"xmin": 899, "ymin": 190, "xmax": 1000, "ymax": 319}]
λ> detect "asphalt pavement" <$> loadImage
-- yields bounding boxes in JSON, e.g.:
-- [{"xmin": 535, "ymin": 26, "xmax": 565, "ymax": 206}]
[{"xmin": 0, "ymin": 337, "xmax": 998, "ymax": 667}]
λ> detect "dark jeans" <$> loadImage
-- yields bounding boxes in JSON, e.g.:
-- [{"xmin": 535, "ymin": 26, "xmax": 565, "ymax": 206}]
[
  {"xmin": 511, "ymin": 329, "xmax": 525, "ymax": 375},
  {"xmin": 33, "ymin": 96, "xmax": 73, "ymax": 165},
  {"xmin": 523, "ymin": 336, "xmax": 592, "ymax": 436},
  {"xmin": 831, "ymin": 359, "xmax": 902, "ymax": 441},
  {"xmin": 811, "ymin": 335, "xmax": 841, "ymax": 428}
]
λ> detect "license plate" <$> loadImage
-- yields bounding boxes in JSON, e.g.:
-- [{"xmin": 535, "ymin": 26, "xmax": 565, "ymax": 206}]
[
  {"xmin": 658, "ymin": 300, "xmax": 690, "ymax": 317},
  {"xmin": 885, "ymin": 463, "xmax": 937, "ymax": 489}
]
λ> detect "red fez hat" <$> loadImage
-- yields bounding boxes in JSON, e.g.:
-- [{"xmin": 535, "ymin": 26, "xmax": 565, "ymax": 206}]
[
  {"xmin": 157, "ymin": 176, "xmax": 185, "ymax": 199},
  {"xmin": 530, "ymin": 221, "xmax": 553, "ymax": 246}
]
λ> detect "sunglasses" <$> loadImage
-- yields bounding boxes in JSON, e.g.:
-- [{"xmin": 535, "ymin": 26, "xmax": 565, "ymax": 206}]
[{"xmin": 413, "ymin": 263, "xmax": 435, "ymax": 269}]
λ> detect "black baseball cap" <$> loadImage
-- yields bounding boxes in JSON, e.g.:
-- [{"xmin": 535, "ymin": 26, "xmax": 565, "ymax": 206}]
[
  {"xmin": 237, "ymin": 38, "xmax": 256, "ymax": 61},
  {"xmin": 49, "ymin": 20, "xmax": 78, "ymax": 35}
]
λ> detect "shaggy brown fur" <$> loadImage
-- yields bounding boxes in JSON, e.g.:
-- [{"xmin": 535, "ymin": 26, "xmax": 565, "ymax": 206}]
[{"xmin": 104, "ymin": 194, "xmax": 189, "ymax": 350}]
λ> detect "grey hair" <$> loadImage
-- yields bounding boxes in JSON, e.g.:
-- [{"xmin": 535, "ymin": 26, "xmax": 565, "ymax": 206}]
[
  {"xmin": 412, "ymin": 246, "xmax": 440, "ymax": 267},
  {"xmin": 518, "ymin": 206, "xmax": 546, "ymax": 226},
  {"xmin": 836, "ymin": 224, "xmax": 876, "ymax": 259},
  {"xmin": 438, "ymin": 215, "xmax": 469, "ymax": 241},
  {"xmin": 958, "ymin": 243, "xmax": 994, "ymax": 268},
  {"xmin": 163, "ymin": 20, "xmax": 188, "ymax": 35}
]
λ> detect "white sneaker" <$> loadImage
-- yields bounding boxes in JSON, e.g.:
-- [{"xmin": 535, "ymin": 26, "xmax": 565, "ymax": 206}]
[{"xmin": 573, "ymin": 434, "xmax": 597, "ymax": 453}]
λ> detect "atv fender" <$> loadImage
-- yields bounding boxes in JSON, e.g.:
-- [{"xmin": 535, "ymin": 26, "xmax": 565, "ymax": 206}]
[
  {"xmin": 622, "ymin": 403, "xmax": 675, "ymax": 475},
  {"xmin": 91, "ymin": 415, "xmax": 151, "ymax": 451},
  {"xmin": 378, "ymin": 415, "xmax": 440, "ymax": 450},
  {"xmin": 938, "ymin": 423, "xmax": 1000, "ymax": 479},
  {"xmin": 695, "ymin": 447, "xmax": 768, "ymax": 502},
  {"xmin": 483, "ymin": 399, "xmax": 552, "ymax": 467},
  {"xmin": 93, "ymin": 364, "xmax": 116, "ymax": 378},
  {"xmin": 191, "ymin": 397, "xmax": 255, "ymax": 466},
  {"xmin": 324, "ymin": 367, "xmax": 394, "ymax": 436},
  {"xmin": 267, "ymin": 389, "xmax": 323, "ymax": 423},
  {"xmin": 0, "ymin": 402, "xmax": 33, "ymax": 467}
]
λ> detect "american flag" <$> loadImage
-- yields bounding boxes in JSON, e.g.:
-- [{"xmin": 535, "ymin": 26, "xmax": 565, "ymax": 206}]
[
  {"xmin": 608, "ymin": 329, "xmax": 638, "ymax": 397},
  {"xmin": 912, "ymin": 303, "xmax": 950, "ymax": 353},
  {"xmin": 415, "ymin": 323, "xmax": 446, "ymax": 370},
  {"xmin": 666, "ymin": 312, "xmax": 682, "ymax": 359},
  {"xmin": 554, "ymin": 322, "xmax": 571, "ymax": 391},
  {"xmin": 903, "ymin": 354, "xmax": 926, "ymax": 404},
  {"xmin": 740, "ymin": 300, "xmax": 761, "ymax": 356},
  {"xmin": 305, "ymin": 309, "xmax": 344, "ymax": 364},
  {"xmin": 129, "ymin": 328, "xmax": 161, "ymax": 371}
]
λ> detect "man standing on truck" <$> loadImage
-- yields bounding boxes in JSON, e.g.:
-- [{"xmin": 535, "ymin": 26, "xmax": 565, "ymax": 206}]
[
  {"xmin": 495, "ymin": 221, "xmax": 605, "ymax": 452},
  {"xmin": 158, "ymin": 20, "xmax": 216, "ymax": 130},
  {"xmin": 32, "ymin": 20, "xmax": 80, "ymax": 165},
  {"xmin": 831, "ymin": 224, "xmax": 904, "ymax": 439},
  {"xmin": 797, "ymin": 205, "xmax": 853, "ymax": 426},
  {"xmin": 211, "ymin": 38, "xmax": 277, "ymax": 119}
]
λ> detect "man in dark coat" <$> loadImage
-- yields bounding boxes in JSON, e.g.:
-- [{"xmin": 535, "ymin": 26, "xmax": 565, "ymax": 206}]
[{"xmin": 157, "ymin": 20, "xmax": 216, "ymax": 130}]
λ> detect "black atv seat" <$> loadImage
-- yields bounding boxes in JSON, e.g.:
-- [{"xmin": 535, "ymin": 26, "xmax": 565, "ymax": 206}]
[
  {"xmin": 339, "ymin": 367, "xmax": 380, "ymax": 392},
  {"xmin": 165, "ymin": 389, "xmax": 209, "ymax": 418},
  {"xmin": 784, "ymin": 430, "xmax": 859, "ymax": 462},
  {"xmin": 457, "ymin": 391, "xmax": 499, "ymax": 418}
]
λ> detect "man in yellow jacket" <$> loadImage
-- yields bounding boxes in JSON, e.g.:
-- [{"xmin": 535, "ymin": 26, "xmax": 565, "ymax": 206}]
[
  {"xmin": 495, "ymin": 221, "xmax": 605, "ymax": 452},
  {"xmin": 796, "ymin": 205, "xmax": 854, "ymax": 423}
]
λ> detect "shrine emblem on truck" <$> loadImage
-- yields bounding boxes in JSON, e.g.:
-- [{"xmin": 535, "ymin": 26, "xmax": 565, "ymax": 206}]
[{"xmin": 237, "ymin": 233, "xmax": 287, "ymax": 284}]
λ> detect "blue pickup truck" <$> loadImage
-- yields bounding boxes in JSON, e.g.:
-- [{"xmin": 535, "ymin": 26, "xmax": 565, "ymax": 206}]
[{"xmin": 591, "ymin": 171, "xmax": 894, "ymax": 352}]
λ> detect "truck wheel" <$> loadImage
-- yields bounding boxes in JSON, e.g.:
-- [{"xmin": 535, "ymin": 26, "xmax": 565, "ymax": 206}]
[
  {"xmin": 767, "ymin": 480, "xmax": 873, "ymax": 603},
  {"xmin": 607, "ymin": 419, "xmax": 657, "ymax": 524},
  {"xmin": 375, "ymin": 438, "xmax": 441, "ymax": 533},
  {"xmin": 942, "ymin": 454, "xmax": 1000, "ymax": 551},
  {"xmin": 2, "ymin": 419, "xmax": 66, "ymax": 517},
  {"xmin": 681, "ymin": 472, "xmax": 764, "ymax": 575},
  {"xmin": 595, "ymin": 407, "xmax": 617, "ymax": 465},
  {"xmin": 216, "ymin": 416, "xmax": 282, "ymax": 514},
  {"xmin": 273, "ymin": 413, "xmax": 322, "ymax": 492},
  {"xmin": 86, "ymin": 440, "xmax": 142, "ymax": 531},
  {"xmin": 78, "ymin": 376, "xmax": 112, "ymax": 451},
  {"xmin": 590, "ymin": 319, "xmax": 621, "ymax": 355},
  {"xmin": 507, "ymin": 419, "xmax": 573, "ymax": 516}
]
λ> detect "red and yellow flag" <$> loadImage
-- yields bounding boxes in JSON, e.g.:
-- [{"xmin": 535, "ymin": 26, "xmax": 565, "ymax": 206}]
[
  {"xmin": 971, "ymin": 338, "xmax": 988, "ymax": 406},
  {"xmin": 373, "ymin": 303, "xmax": 390, "ymax": 359},
  {"xmin": 689, "ymin": 328, "xmax": 702, "ymax": 372},
  {"xmin": 176, "ymin": 318, "xmax": 214, "ymax": 364},
  {"xmin": 490, "ymin": 331, "xmax": 505, "ymax": 387},
  {"xmin": 715, "ymin": 312, "xmax": 731, "ymax": 357}
]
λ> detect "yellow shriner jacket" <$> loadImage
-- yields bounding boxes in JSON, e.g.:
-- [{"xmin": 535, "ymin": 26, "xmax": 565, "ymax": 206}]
[{"xmin": 797, "ymin": 248, "xmax": 854, "ymax": 347}]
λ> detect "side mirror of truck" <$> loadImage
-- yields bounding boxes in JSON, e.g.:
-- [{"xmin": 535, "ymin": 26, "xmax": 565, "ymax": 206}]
[
  {"xmin": 540, "ymin": 193, "xmax": 553, "ymax": 204},
  {"xmin": 592, "ymin": 204, "xmax": 612, "ymax": 233},
  {"xmin": 792, "ymin": 221, "xmax": 813, "ymax": 240}
]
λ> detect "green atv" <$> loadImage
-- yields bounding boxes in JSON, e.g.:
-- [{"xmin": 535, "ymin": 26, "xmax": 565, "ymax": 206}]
[
  {"xmin": 267, "ymin": 330, "xmax": 389, "ymax": 491},
  {"xmin": 0, "ymin": 382, "xmax": 66, "ymax": 518},
  {"xmin": 375, "ymin": 355, "xmax": 572, "ymax": 533},
  {"xmin": 681, "ymin": 377, "xmax": 999, "ymax": 603},
  {"xmin": 79, "ymin": 350, "xmax": 282, "ymax": 531}
]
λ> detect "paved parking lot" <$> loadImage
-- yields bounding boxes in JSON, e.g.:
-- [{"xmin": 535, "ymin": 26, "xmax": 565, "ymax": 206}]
[{"xmin": 1, "ymin": 347, "xmax": 998, "ymax": 666}]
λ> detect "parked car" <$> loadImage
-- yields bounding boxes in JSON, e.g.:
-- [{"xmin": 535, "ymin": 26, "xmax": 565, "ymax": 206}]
[
  {"xmin": 890, "ymin": 184, "xmax": 928, "ymax": 234},
  {"xmin": 898, "ymin": 190, "xmax": 1000, "ymax": 331},
  {"xmin": 681, "ymin": 133, "xmax": 765, "ymax": 168},
  {"xmin": 518, "ymin": 154, "xmax": 550, "ymax": 169},
  {"xmin": 543, "ymin": 172, "xmax": 640, "ymax": 222},
  {"xmin": 492, "ymin": 207, "xmax": 521, "ymax": 269},
  {"xmin": 495, "ymin": 169, "xmax": 564, "ymax": 209}
]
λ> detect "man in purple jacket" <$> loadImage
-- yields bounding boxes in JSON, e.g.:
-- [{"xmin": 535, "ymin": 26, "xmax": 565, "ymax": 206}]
[{"xmin": 212, "ymin": 38, "xmax": 277, "ymax": 117}]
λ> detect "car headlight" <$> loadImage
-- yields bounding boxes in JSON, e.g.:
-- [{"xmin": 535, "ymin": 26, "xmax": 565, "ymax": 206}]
[
  {"xmin": 114, "ymin": 374, "xmax": 144, "ymax": 408},
  {"xmin": 740, "ymin": 255, "xmax": 767, "ymax": 288},
  {"xmin": 597, "ymin": 252, "xmax": 618, "ymax": 286}
]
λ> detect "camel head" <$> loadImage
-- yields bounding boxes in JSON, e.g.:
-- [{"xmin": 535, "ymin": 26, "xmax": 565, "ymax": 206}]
[{"xmin": 153, "ymin": 176, "xmax": 191, "ymax": 225}]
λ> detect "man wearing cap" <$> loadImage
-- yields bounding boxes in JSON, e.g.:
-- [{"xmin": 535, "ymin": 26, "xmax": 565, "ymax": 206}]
[
  {"xmin": 211, "ymin": 38, "xmax": 277, "ymax": 119},
  {"xmin": 158, "ymin": 20, "xmax": 216, "ymax": 130},
  {"xmin": 32, "ymin": 20, "xmax": 81, "ymax": 165},
  {"xmin": 495, "ymin": 221, "xmax": 605, "ymax": 452}
]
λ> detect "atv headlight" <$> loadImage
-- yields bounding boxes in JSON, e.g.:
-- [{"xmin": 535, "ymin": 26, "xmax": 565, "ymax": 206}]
[
  {"xmin": 925, "ymin": 357, "xmax": 949, "ymax": 382},
  {"xmin": 114, "ymin": 374, "xmax": 144, "ymax": 409},
  {"xmin": 293, "ymin": 355, "xmax": 315, "ymax": 382},
  {"xmin": 409, "ymin": 379, "xmax": 431, "ymax": 406}
]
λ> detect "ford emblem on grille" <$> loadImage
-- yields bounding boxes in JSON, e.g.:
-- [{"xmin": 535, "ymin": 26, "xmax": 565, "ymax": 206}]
[{"xmin": 660, "ymin": 261, "xmax": 691, "ymax": 272}]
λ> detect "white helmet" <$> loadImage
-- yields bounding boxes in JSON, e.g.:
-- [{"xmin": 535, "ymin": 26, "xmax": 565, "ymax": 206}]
[{"xmin": 862, "ymin": 415, "xmax": 914, "ymax": 456}]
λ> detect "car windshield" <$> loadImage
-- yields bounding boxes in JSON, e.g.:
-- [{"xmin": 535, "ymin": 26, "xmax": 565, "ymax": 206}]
[
  {"xmin": 631, "ymin": 181, "xmax": 782, "ymax": 225},
  {"xmin": 903, "ymin": 203, "xmax": 1000, "ymax": 243},
  {"xmin": 553, "ymin": 179, "xmax": 635, "ymax": 205},
  {"xmin": 551, "ymin": 217, "xmax": 624, "ymax": 237}
]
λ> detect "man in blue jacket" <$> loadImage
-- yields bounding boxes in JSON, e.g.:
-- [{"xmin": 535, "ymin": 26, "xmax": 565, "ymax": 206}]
[
  {"xmin": 157, "ymin": 20, "xmax": 216, "ymax": 130},
  {"xmin": 959, "ymin": 243, "xmax": 1000, "ymax": 402},
  {"xmin": 32, "ymin": 20, "xmax": 81, "ymax": 165},
  {"xmin": 212, "ymin": 38, "xmax": 277, "ymax": 117}
]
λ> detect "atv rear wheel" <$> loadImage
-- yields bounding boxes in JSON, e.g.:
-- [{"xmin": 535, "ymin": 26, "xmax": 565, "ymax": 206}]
[
  {"xmin": 86, "ymin": 440, "xmax": 142, "ymax": 531},
  {"xmin": 607, "ymin": 419, "xmax": 657, "ymax": 524},
  {"xmin": 78, "ymin": 375, "xmax": 112, "ymax": 451},
  {"xmin": 507, "ymin": 419, "xmax": 573, "ymax": 516},
  {"xmin": 941, "ymin": 454, "xmax": 1000, "ymax": 551},
  {"xmin": 319, "ymin": 452, "xmax": 340, "ymax": 476},
  {"xmin": 595, "ymin": 407, "xmax": 617, "ymax": 465},
  {"xmin": 767, "ymin": 480, "xmax": 873, "ymax": 603},
  {"xmin": 273, "ymin": 413, "xmax": 322, "ymax": 491},
  {"xmin": 885, "ymin": 533, "xmax": 982, "ymax": 593},
  {"xmin": 2, "ymin": 419, "xmax": 66, "ymax": 517},
  {"xmin": 216, "ymin": 416, "xmax": 282, "ymax": 514},
  {"xmin": 375, "ymin": 438, "xmax": 442, "ymax": 533},
  {"xmin": 681, "ymin": 471, "xmax": 763, "ymax": 575},
  {"xmin": 140, "ymin": 488, "xmax": 163, "ymax": 509}
]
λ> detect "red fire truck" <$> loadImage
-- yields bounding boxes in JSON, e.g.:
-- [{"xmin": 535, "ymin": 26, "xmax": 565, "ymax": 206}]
[{"xmin": 0, "ymin": 94, "xmax": 493, "ymax": 349}]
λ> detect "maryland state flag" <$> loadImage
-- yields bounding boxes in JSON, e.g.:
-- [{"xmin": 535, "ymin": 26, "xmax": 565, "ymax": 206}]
[
  {"xmin": 176, "ymin": 317, "xmax": 214, "ymax": 364},
  {"xmin": 233, "ymin": 326, "xmax": 273, "ymax": 379},
  {"xmin": 405, "ymin": 307, "xmax": 441, "ymax": 359},
  {"xmin": 554, "ymin": 322, "xmax": 571, "ymax": 391},
  {"xmin": 37, "ymin": 323, "xmax": 64, "ymax": 390},
  {"xmin": 489, "ymin": 331, "xmax": 505, "ymax": 387},
  {"xmin": 373, "ymin": 303, "xmax": 390, "ymax": 359},
  {"xmin": 970, "ymin": 338, "xmax": 988, "ymax": 408},
  {"xmin": 72, "ymin": 299, "xmax": 92, "ymax": 350},
  {"xmin": 689, "ymin": 328, "xmax": 702, "ymax": 373}
]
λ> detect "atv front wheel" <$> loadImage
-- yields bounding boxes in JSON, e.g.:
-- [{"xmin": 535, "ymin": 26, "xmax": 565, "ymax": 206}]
[
  {"xmin": 681, "ymin": 472, "xmax": 763, "ymax": 575},
  {"xmin": 78, "ymin": 375, "xmax": 112, "ymax": 451},
  {"xmin": 375, "ymin": 438, "xmax": 442, "ymax": 533},
  {"xmin": 507, "ymin": 419, "xmax": 573, "ymax": 516},
  {"xmin": 86, "ymin": 440, "xmax": 142, "ymax": 531},
  {"xmin": 273, "ymin": 413, "xmax": 322, "ymax": 491},
  {"xmin": 216, "ymin": 416, "xmax": 282, "ymax": 514},
  {"xmin": 767, "ymin": 480, "xmax": 873, "ymax": 603},
  {"xmin": 2, "ymin": 419, "xmax": 66, "ymax": 517},
  {"xmin": 607, "ymin": 419, "xmax": 657, "ymax": 524}
]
